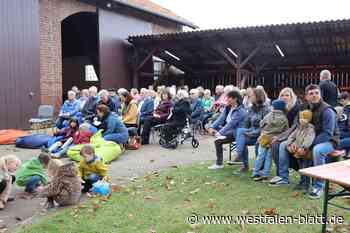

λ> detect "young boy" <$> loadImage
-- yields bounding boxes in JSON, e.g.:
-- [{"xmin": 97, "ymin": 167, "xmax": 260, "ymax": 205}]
[
  {"xmin": 79, "ymin": 145, "xmax": 108, "ymax": 193},
  {"xmin": 286, "ymin": 110, "xmax": 315, "ymax": 192},
  {"xmin": 16, "ymin": 152, "xmax": 50, "ymax": 193},
  {"xmin": 253, "ymin": 99, "xmax": 289, "ymax": 182}
]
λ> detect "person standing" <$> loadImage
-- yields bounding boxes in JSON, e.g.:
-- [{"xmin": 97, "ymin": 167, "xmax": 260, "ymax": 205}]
[{"xmin": 319, "ymin": 69, "xmax": 338, "ymax": 107}]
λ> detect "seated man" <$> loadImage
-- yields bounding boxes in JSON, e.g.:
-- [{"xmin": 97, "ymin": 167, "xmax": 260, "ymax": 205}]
[
  {"xmin": 98, "ymin": 90, "xmax": 116, "ymax": 113},
  {"xmin": 272, "ymin": 84, "xmax": 339, "ymax": 200},
  {"xmin": 81, "ymin": 86, "xmax": 98, "ymax": 120},
  {"xmin": 207, "ymin": 90, "xmax": 247, "ymax": 170},
  {"xmin": 55, "ymin": 90, "xmax": 80, "ymax": 129}
]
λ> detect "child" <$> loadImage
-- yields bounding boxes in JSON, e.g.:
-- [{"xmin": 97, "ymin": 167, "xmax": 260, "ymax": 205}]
[
  {"xmin": 40, "ymin": 161, "xmax": 81, "ymax": 208},
  {"xmin": 0, "ymin": 155, "xmax": 21, "ymax": 210},
  {"xmin": 49, "ymin": 118, "xmax": 79, "ymax": 154},
  {"xmin": 253, "ymin": 99, "xmax": 289, "ymax": 181},
  {"xmin": 286, "ymin": 110, "xmax": 315, "ymax": 191},
  {"xmin": 16, "ymin": 152, "xmax": 50, "ymax": 193},
  {"xmin": 79, "ymin": 145, "xmax": 108, "ymax": 193},
  {"xmin": 52, "ymin": 123, "xmax": 93, "ymax": 158}
]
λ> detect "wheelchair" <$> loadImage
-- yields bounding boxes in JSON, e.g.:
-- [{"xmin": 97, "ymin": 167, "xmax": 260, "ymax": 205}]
[{"xmin": 157, "ymin": 118, "xmax": 200, "ymax": 149}]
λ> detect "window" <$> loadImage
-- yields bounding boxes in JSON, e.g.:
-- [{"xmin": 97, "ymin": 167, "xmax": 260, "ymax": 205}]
[{"xmin": 85, "ymin": 65, "xmax": 98, "ymax": 82}]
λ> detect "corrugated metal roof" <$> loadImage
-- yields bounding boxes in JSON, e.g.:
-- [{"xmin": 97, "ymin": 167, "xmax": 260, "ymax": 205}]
[{"xmin": 129, "ymin": 18, "xmax": 350, "ymax": 40}]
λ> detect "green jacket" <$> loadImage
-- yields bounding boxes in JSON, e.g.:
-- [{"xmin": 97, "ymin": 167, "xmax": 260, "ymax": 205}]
[
  {"xmin": 202, "ymin": 97, "xmax": 214, "ymax": 112},
  {"xmin": 16, "ymin": 158, "xmax": 48, "ymax": 186}
]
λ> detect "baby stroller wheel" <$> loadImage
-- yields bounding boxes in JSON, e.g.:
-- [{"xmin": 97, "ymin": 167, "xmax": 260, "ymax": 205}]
[
  {"xmin": 159, "ymin": 138, "xmax": 166, "ymax": 146},
  {"xmin": 191, "ymin": 139, "xmax": 199, "ymax": 148}
]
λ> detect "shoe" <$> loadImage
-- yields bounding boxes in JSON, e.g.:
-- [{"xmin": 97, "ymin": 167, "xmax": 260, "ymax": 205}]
[
  {"xmin": 227, "ymin": 155, "xmax": 243, "ymax": 165},
  {"xmin": 51, "ymin": 153, "xmax": 61, "ymax": 159},
  {"xmin": 269, "ymin": 176, "xmax": 283, "ymax": 184},
  {"xmin": 308, "ymin": 188, "xmax": 323, "ymax": 199},
  {"xmin": 251, "ymin": 174, "xmax": 260, "ymax": 179},
  {"xmin": 233, "ymin": 166, "xmax": 249, "ymax": 176},
  {"xmin": 269, "ymin": 180, "xmax": 290, "ymax": 187},
  {"xmin": 254, "ymin": 176, "xmax": 268, "ymax": 182},
  {"xmin": 208, "ymin": 164, "xmax": 224, "ymax": 170}
]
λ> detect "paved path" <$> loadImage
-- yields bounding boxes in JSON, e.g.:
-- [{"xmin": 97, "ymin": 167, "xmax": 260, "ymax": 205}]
[{"xmin": 0, "ymin": 135, "xmax": 223, "ymax": 231}]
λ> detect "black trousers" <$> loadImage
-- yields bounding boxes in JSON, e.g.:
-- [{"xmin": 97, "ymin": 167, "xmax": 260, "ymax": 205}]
[
  {"xmin": 215, "ymin": 137, "xmax": 234, "ymax": 165},
  {"xmin": 141, "ymin": 117, "xmax": 165, "ymax": 144}
]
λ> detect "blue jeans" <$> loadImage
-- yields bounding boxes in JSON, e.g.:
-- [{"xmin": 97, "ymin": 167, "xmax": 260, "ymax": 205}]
[
  {"xmin": 312, "ymin": 142, "xmax": 335, "ymax": 190},
  {"xmin": 235, "ymin": 128, "xmax": 258, "ymax": 167},
  {"xmin": 278, "ymin": 140, "xmax": 291, "ymax": 183},
  {"xmin": 25, "ymin": 175, "xmax": 42, "ymax": 193},
  {"xmin": 103, "ymin": 133, "xmax": 128, "ymax": 144},
  {"xmin": 253, "ymin": 145, "xmax": 272, "ymax": 177},
  {"xmin": 339, "ymin": 137, "xmax": 350, "ymax": 152}
]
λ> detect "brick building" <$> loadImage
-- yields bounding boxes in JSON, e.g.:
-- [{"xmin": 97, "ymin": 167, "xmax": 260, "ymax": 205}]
[{"xmin": 0, "ymin": 0, "xmax": 196, "ymax": 129}]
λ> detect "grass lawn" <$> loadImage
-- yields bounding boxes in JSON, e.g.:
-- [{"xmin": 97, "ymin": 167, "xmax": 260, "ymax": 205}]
[{"xmin": 18, "ymin": 163, "xmax": 350, "ymax": 233}]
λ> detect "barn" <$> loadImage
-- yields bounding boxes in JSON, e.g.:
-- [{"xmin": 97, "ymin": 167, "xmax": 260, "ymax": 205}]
[{"xmin": 0, "ymin": 0, "xmax": 196, "ymax": 129}]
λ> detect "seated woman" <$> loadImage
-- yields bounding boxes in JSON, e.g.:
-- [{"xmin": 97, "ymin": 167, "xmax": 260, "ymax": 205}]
[
  {"xmin": 141, "ymin": 90, "xmax": 173, "ymax": 145},
  {"xmin": 49, "ymin": 118, "xmax": 80, "ymax": 154},
  {"xmin": 138, "ymin": 89, "xmax": 155, "ymax": 126},
  {"xmin": 81, "ymin": 86, "xmax": 98, "ymax": 121},
  {"xmin": 120, "ymin": 91, "xmax": 139, "ymax": 128},
  {"xmin": 160, "ymin": 90, "xmax": 191, "ymax": 149},
  {"xmin": 207, "ymin": 90, "xmax": 247, "ymax": 169},
  {"xmin": 189, "ymin": 89, "xmax": 204, "ymax": 123},
  {"xmin": 55, "ymin": 91, "xmax": 80, "ymax": 129},
  {"xmin": 96, "ymin": 104, "xmax": 129, "ymax": 144},
  {"xmin": 98, "ymin": 90, "xmax": 116, "ymax": 113},
  {"xmin": 232, "ymin": 88, "xmax": 271, "ymax": 174}
]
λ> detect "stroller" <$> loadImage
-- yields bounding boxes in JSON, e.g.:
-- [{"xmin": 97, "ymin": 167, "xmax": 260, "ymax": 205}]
[{"xmin": 158, "ymin": 118, "xmax": 200, "ymax": 149}]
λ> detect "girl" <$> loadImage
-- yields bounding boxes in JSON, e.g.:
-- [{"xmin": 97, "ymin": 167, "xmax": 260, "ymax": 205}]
[
  {"xmin": 49, "ymin": 118, "xmax": 80, "ymax": 154},
  {"xmin": 0, "ymin": 155, "xmax": 21, "ymax": 210}
]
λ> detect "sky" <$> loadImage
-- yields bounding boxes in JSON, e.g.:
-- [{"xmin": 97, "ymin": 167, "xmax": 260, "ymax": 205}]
[{"xmin": 152, "ymin": 0, "xmax": 350, "ymax": 29}]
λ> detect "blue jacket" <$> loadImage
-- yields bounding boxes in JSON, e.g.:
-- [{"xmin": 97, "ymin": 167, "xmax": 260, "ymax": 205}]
[
  {"xmin": 313, "ymin": 108, "xmax": 337, "ymax": 145},
  {"xmin": 140, "ymin": 97, "xmax": 155, "ymax": 122},
  {"xmin": 210, "ymin": 105, "xmax": 247, "ymax": 137},
  {"xmin": 191, "ymin": 99, "xmax": 204, "ymax": 121},
  {"xmin": 102, "ymin": 113, "xmax": 129, "ymax": 139},
  {"xmin": 110, "ymin": 96, "xmax": 121, "ymax": 114},
  {"xmin": 60, "ymin": 99, "xmax": 80, "ymax": 117}
]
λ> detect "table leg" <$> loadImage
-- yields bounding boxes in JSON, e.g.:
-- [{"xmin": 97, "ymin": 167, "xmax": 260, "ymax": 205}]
[{"xmin": 322, "ymin": 180, "xmax": 329, "ymax": 233}]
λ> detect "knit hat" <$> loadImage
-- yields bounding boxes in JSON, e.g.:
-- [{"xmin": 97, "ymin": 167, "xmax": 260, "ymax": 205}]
[
  {"xmin": 299, "ymin": 110, "xmax": 313, "ymax": 123},
  {"xmin": 272, "ymin": 99, "xmax": 287, "ymax": 111}
]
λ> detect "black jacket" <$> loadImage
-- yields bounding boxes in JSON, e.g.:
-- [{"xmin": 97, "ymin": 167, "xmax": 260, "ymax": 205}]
[
  {"xmin": 168, "ymin": 98, "xmax": 191, "ymax": 126},
  {"xmin": 81, "ymin": 96, "xmax": 97, "ymax": 117},
  {"xmin": 319, "ymin": 80, "xmax": 338, "ymax": 107}
]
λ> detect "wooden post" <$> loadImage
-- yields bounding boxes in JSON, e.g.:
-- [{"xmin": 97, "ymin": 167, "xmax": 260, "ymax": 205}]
[{"xmin": 236, "ymin": 50, "xmax": 241, "ymax": 87}]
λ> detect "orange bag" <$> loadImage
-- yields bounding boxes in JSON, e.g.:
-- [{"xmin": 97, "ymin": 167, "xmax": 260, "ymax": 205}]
[{"xmin": 0, "ymin": 130, "xmax": 29, "ymax": 145}]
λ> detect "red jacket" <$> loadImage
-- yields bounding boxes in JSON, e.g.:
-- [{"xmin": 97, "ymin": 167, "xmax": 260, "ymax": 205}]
[{"xmin": 73, "ymin": 131, "xmax": 93, "ymax": 145}]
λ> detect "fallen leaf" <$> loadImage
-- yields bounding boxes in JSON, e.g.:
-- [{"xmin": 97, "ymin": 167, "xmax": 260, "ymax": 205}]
[
  {"xmin": 128, "ymin": 214, "xmax": 134, "ymax": 218},
  {"xmin": 292, "ymin": 192, "xmax": 300, "ymax": 198},
  {"xmin": 112, "ymin": 184, "xmax": 123, "ymax": 192},
  {"xmin": 190, "ymin": 223, "xmax": 201, "ymax": 229},
  {"xmin": 166, "ymin": 176, "xmax": 173, "ymax": 181},
  {"xmin": 93, "ymin": 203, "xmax": 101, "ymax": 212},
  {"xmin": 164, "ymin": 183, "xmax": 172, "ymax": 191},
  {"xmin": 264, "ymin": 208, "xmax": 278, "ymax": 216},
  {"xmin": 242, "ymin": 209, "xmax": 250, "ymax": 215},
  {"xmin": 150, "ymin": 160, "xmax": 155, "ymax": 163},
  {"xmin": 0, "ymin": 224, "xmax": 6, "ymax": 230},
  {"xmin": 144, "ymin": 195, "xmax": 154, "ymax": 200},
  {"xmin": 189, "ymin": 188, "xmax": 200, "ymax": 195},
  {"xmin": 14, "ymin": 216, "xmax": 22, "ymax": 221},
  {"xmin": 170, "ymin": 180, "xmax": 175, "ymax": 185},
  {"xmin": 184, "ymin": 198, "xmax": 192, "ymax": 203},
  {"xmin": 171, "ymin": 165, "xmax": 179, "ymax": 169},
  {"xmin": 208, "ymin": 199, "xmax": 215, "ymax": 209}
]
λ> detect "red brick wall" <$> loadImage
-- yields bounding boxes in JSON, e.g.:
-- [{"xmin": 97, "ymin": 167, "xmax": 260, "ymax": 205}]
[{"xmin": 39, "ymin": 0, "xmax": 95, "ymax": 109}]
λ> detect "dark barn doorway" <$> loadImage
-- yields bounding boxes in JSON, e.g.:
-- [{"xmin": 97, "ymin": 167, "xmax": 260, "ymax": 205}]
[{"xmin": 61, "ymin": 12, "xmax": 99, "ymax": 100}]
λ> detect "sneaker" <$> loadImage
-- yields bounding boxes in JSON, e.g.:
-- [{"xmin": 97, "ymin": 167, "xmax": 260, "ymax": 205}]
[
  {"xmin": 251, "ymin": 174, "xmax": 260, "ymax": 179},
  {"xmin": 308, "ymin": 188, "xmax": 323, "ymax": 199},
  {"xmin": 269, "ymin": 176, "xmax": 283, "ymax": 184},
  {"xmin": 254, "ymin": 176, "xmax": 269, "ymax": 182},
  {"xmin": 208, "ymin": 164, "xmax": 224, "ymax": 170},
  {"xmin": 227, "ymin": 155, "xmax": 243, "ymax": 165},
  {"xmin": 269, "ymin": 180, "xmax": 290, "ymax": 187},
  {"xmin": 233, "ymin": 166, "xmax": 249, "ymax": 176}
]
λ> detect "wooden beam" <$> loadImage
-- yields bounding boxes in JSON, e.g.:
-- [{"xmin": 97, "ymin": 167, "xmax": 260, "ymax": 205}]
[
  {"xmin": 213, "ymin": 46, "xmax": 238, "ymax": 69},
  {"xmin": 240, "ymin": 46, "xmax": 261, "ymax": 68},
  {"xmin": 137, "ymin": 48, "xmax": 157, "ymax": 71}
]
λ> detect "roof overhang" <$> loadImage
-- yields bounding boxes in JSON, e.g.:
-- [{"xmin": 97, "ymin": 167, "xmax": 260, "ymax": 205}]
[{"xmin": 77, "ymin": 0, "xmax": 198, "ymax": 29}]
